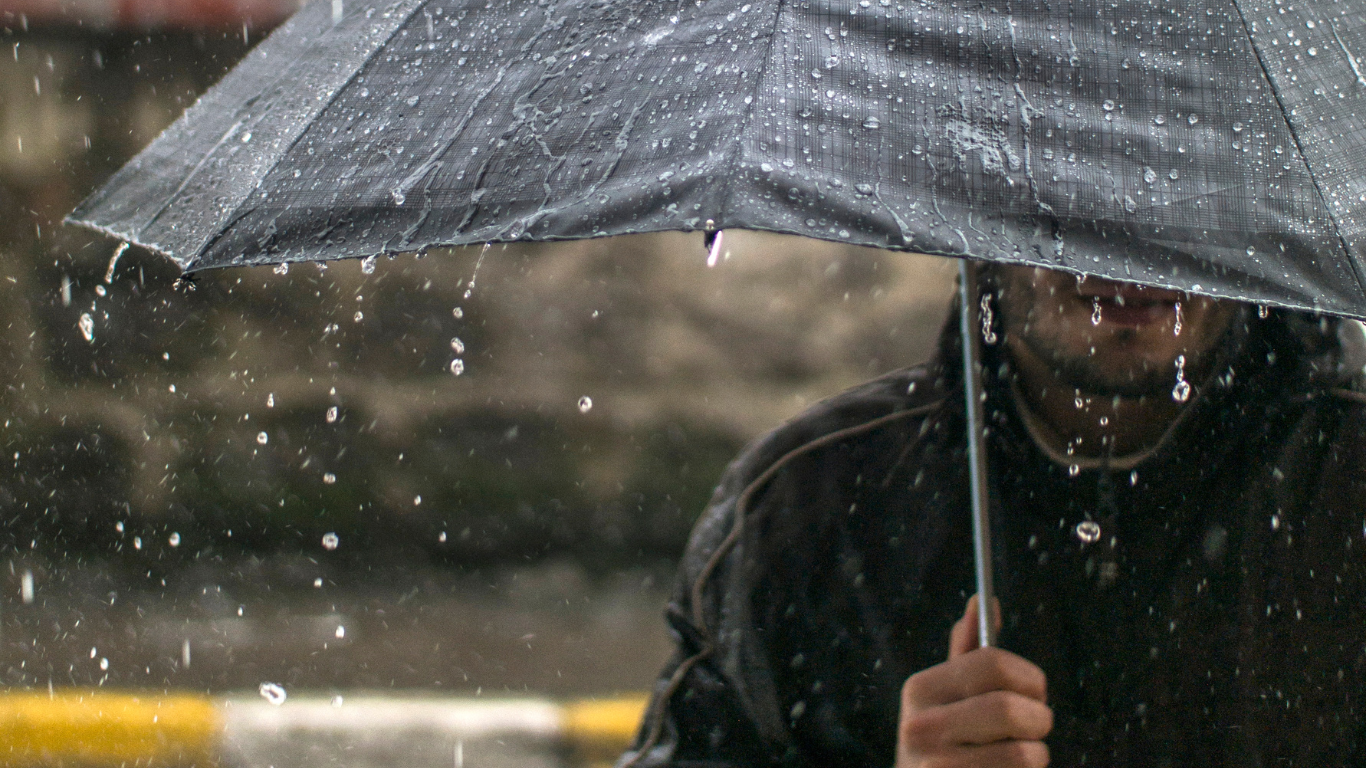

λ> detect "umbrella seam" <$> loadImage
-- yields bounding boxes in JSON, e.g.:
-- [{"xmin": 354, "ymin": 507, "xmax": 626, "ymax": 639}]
[
  {"xmin": 1227, "ymin": 0, "xmax": 1366, "ymax": 307},
  {"xmin": 714, "ymin": 0, "xmax": 788, "ymax": 227},
  {"xmin": 192, "ymin": 0, "xmax": 429, "ymax": 271}
]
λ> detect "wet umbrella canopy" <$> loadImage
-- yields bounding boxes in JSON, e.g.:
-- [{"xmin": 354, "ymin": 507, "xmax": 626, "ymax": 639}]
[{"xmin": 69, "ymin": 0, "xmax": 1366, "ymax": 320}]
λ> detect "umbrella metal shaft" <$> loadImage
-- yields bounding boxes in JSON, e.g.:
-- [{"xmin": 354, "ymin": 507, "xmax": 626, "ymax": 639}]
[{"xmin": 957, "ymin": 259, "xmax": 996, "ymax": 648}]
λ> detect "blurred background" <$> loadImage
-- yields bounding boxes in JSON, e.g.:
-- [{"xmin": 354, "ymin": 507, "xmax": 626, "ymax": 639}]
[{"xmin": 0, "ymin": 0, "xmax": 955, "ymax": 763}]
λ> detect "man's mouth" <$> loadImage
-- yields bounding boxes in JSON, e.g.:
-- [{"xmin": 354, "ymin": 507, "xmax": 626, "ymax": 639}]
[{"xmin": 1079, "ymin": 284, "xmax": 1182, "ymax": 328}]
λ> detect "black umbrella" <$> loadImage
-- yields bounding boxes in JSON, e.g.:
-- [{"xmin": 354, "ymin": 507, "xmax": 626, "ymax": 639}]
[{"xmin": 69, "ymin": 0, "xmax": 1366, "ymax": 646}]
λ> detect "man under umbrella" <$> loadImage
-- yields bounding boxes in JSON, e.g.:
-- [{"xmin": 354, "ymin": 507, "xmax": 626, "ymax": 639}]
[{"xmin": 620, "ymin": 265, "xmax": 1366, "ymax": 767}]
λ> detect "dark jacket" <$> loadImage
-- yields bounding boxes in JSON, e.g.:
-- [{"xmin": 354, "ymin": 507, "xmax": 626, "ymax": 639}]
[{"xmin": 622, "ymin": 307, "xmax": 1366, "ymax": 768}]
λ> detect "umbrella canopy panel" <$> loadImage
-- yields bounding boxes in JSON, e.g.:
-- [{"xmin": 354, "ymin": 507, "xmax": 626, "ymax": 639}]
[{"xmin": 71, "ymin": 0, "xmax": 1366, "ymax": 317}]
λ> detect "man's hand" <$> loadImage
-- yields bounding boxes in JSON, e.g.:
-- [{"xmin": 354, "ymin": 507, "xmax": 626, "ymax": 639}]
[{"xmin": 895, "ymin": 595, "xmax": 1053, "ymax": 768}]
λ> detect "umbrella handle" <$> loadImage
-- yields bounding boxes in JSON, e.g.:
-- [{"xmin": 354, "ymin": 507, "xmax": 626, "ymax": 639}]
[{"xmin": 957, "ymin": 259, "xmax": 997, "ymax": 648}]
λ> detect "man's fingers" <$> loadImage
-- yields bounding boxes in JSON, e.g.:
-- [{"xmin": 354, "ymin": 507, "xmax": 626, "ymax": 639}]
[
  {"xmin": 916, "ymin": 740, "xmax": 1050, "ymax": 768},
  {"xmin": 902, "ymin": 690, "xmax": 1053, "ymax": 749},
  {"xmin": 948, "ymin": 595, "xmax": 1003, "ymax": 660},
  {"xmin": 903, "ymin": 647, "xmax": 1048, "ymax": 708}
]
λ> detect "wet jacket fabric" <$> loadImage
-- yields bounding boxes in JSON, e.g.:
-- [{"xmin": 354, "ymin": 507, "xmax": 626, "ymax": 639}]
[{"xmin": 621, "ymin": 308, "xmax": 1366, "ymax": 768}]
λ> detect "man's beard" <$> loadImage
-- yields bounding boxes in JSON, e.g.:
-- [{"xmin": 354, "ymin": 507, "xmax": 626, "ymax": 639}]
[{"xmin": 1015, "ymin": 327, "xmax": 1180, "ymax": 399}]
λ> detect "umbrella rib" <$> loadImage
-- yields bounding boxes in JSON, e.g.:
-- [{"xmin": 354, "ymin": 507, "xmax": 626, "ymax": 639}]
[
  {"xmin": 713, "ymin": 0, "xmax": 789, "ymax": 226},
  {"xmin": 1228, "ymin": 0, "xmax": 1366, "ymax": 306},
  {"xmin": 192, "ymin": 0, "xmax": 429, "ymax": 269}
]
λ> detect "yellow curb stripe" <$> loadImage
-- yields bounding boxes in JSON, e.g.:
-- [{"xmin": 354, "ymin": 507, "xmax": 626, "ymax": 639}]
[
  {"xmin": 0, "ymin": 691, "xmax": 220, "ymax": 765},
  {"xmin": 561, "ymin": 694, "xmax": 649, "ymax": 760}
]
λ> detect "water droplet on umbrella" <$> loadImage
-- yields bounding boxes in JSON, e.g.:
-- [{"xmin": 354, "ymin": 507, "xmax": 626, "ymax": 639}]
[
  {"xmin": 825, "ymin": 54, "xmax": 839, "ymax": 68},
  {"xmin": 1154, "ymin": 114, "xmax": 1167, "ymax": 125},
  {"xmin": 274, "ymin": 263, "xmax": 289, "ymax": 275},
  {"xmin": 259, "ymin": 683, "xmax": 287, "ymax": 706},
  {"xmin": 450, "ymin": 359, "xmax": 465, "ymax": 375},
  {"xmin": 256, "ymin": 431, "xmax": 268, "ymax": 445},
  {"xmin": 168, "ymin": 532, "xmax": 181, "ymax": 547},
  {"xmin": 1187, "ymin": 114, "xmax": 1199, "ymax": 125},
  {"xmin": 326, "ymin": 406, "xmax": 338, "ymax": 423},
  {"xmin": 862, "ymin": 116, "xmax": 880, "ymax": 129},
  {"xmin": 1075, "ymin": 520, "xmax": 1101, "ymax": 543},
  {"xmin": 578, "ymin": 396, "xmax": 593, "ymax": 413},
  {"xmin": 1172, "ymin": 354, "xmax": 1191, "ymax": 402},
  {"xmin": 1232, "ymin": 122, "xmax": 1245, "ymax": 133},
  {"xmin": 321, "ymin": 532, "xmax": 340, "ymax": 550},
  {"xmin": 1168, "ymin": 169, "xmax": 1180, "ymax": 180},
  {"xmin": 1143, "ymin": 167, "xmax": 1157, "ymax": 184},
  {"xmin": 78, "ymin": 313, "xmax": 94, "ymax": 342},
  {"xmin": 1102, "ymin": 99, "xmax": 1116, "ymax": 111},
  {"xmin": 1091, "ymin": 297, "xmax": 1102, "ymax": 325},
  {"xmin": 360, "ymin": 255, "xmax": 377, "ymax": 274}
]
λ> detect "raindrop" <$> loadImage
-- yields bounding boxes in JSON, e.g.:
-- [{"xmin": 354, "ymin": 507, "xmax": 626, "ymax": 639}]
[
  {"xmin": 825, "ymin": 54, "xmax": 839, "ymax": 68},
  {"xmin": 438, "ymin": 531, "xmax": 448, "ymax": 543},
  {"xmin": 323, "ymin": 473, "xmax": 337, "ymax": 485},
  {"xmin": 256, "ymin": 431, "xmax": 268, "ymax": 445},
  {"xmin": 1259, "ymin": 304, "xmax": 1270, "ymax": 319},
  {"xmin": 259, "ymin": 683, "xmax": 287, "ymax": 706},
  {"xmin": 1091, "ymin": 297, "xmax": 1102, "ymax": 325},
  {"xmin": 450, "ymin": 359, "xmax": 465, "ymax": 376},
  {"xmin": 1074, "ymin": 520, "xmax": 1101, "ymax": 543},
  {"xmin": 1172, "ymin": 354, "xmax": 1191, "ymax": 403},
  {"xmin": 326, "ymin": 406, "xmax": 339, "ymax": 423},
  {"xmin": 1187, "ymin": 114, "xmax": 1199, "ymax": 125},
  {"xmin": 20, "ymin": 570, "xmax": 33, "ymax": 604},
  {"xmin": 1246, "ymin": 246, "xmax": 1256, "ymax": 257},
  {"xmin": 452, "ymin": 307, "xmax": 464, "ymax": 319},
  {"xmin": 810, "ymin": 69, "xmax": 822, "ymax": 80},
  {"xmin": 1153, "ymin": 114, "xmax": 1167, "ymax": 125},
  {"xmin": 1168, "ymin": 169, "xmax": 1180, "ymax": 180},
  {"xmin": 267, "ymin": 393, "xmax": 275, "ymax": 408},
  {"xmin": 854, "ymin": 183, "xmax": 874, "ymax": 195},
  {"xmin": 1123, "ymin": 195, "xmax": 1137, "ymax": 213},
  {"xmin": 1143, "ymin": 167, "xmax": 1157, "ymax": 184},
  {"xmin": 1173, "ymin": 302, "xmax": 1183, "ymax": 336},
  {"xmin": 578, "ymin": 396, "xmax": 593, "ymax": 413},
  {"xmin": 104, "ymin": 242, "xmax": 128, "ymax": 284},
  {"xmin": 450, "ymin": 338, "xmax": 465, "ymax": 354},
  {"xmin": 1068, "ymin": 464, "xmax": 1081, "ymax": 478},
  {"xmin": 862, "ymin": 116, "xmax": 881, "ymax": 130},
  {"xmin": 1129, "ymin": 470, "xmax": 1139, "ymax": 486},
  {"xmin": 353, "ymin": 311, "xmax": 363, "ymax": 322},
  {"xmin": 99, "ymin": 657, "xmax": 109, "ymax": 671},
  {"xmin": 360, "ymin": 255, "xmax": 377, "ymax": 274},
  {"xmin": 979, "ymin": 294, "xmax": 997, "ymax": 344},
  {"xmin": 706, "ymin": 230, "xmax": 725, "ymax": 267},
  {"xmin": 1232, "ymin": 122, "xmax": 1245, "ymax": 133},
  {"xmin": 274, "ymin": 263, "xmax": 289, "ymax": 275},
  {"xmin": 1102, "ymin": 99, "xmax": 1116, "ymax": 111},
  {"xmin": 313, "ymin": 578, "xmax": 323, "ymax": 587},
  {"xmin": 332, "ymin": 696, "xmax": 344, "ymax": 707},
  {"xmin": 321, "ymin": 532, "xmax": 340, "ymax": 550},
  {"xmin": 133, "ymin": 536, "xmax": 142, "ymax": 550},
  {"xmin": 335, "ymin": 625, "xmax": 346, "ymax": 639},
  {"xmin": 78, "ymin": 313, "xmax": 94, "ymax": 342},
  {"xmin": 168, "ymin": 532, "xmax": 181, "ymax": 547}
]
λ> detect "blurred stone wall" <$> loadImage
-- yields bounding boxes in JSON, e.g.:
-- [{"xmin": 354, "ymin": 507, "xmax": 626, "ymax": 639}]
[{"xmin": 0, "ymin": 19, "xmax": 955, "ymax": 573}]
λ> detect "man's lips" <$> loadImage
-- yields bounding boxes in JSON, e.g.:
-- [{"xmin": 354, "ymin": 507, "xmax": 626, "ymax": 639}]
[{"xmin": 1077, "ymin": 284, "xmax": 1182, "ymax": 327}]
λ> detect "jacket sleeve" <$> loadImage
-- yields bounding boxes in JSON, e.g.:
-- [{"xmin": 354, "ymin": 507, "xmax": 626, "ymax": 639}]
[{"xmin": 615, "ymin": 491, "xmax": 793, "ymax": 768}]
